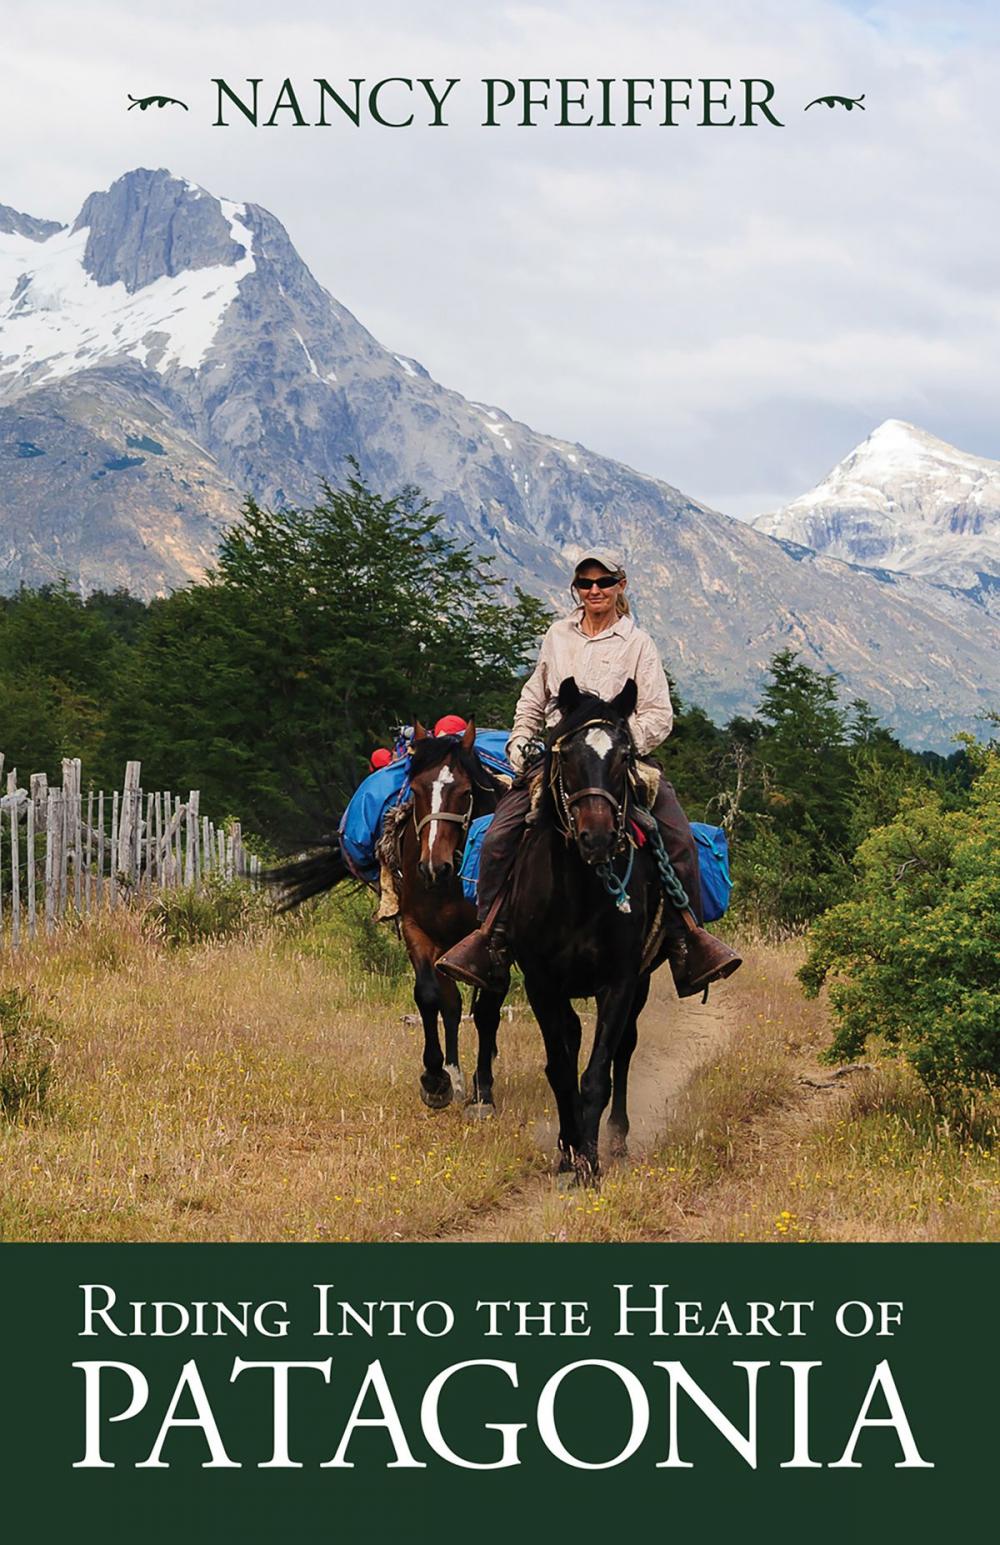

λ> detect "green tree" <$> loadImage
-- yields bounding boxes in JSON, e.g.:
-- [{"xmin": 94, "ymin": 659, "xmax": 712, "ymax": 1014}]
[
  {"xmin": 755, "ymin": 649, "xmax": 851, "ymax": 842},
  {"xmin": 800, "ymin": 748, "xmax": 1000, "ymax": 1097},
  {"xmin": 114, "ymin": 470, "xmax": 550, "ymax": 843},
  {"xmin": 0, "ymin": 583, "xmax": 125, "ymax": 778},
  {"xmin": 654, "ymin": 675, "xmax": 728, "ymax": 819}
]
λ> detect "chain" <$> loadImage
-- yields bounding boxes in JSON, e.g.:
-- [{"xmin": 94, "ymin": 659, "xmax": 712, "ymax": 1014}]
[{"xmin": 646, "ymin": 818, "xmax": 690, "ymax": 911}]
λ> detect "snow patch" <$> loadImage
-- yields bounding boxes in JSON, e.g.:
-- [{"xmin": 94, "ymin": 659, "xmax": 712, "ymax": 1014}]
[
  {"xmin": 0, "ymin": 200, "xmax": 255, "ymax": 387},
  {"xmin": 293, "ymin": 328, "xmax": 320, "ymax": 378},
  {"xmin": 394, "ymin": 353, "xmax": 418, "ymax": 378}
]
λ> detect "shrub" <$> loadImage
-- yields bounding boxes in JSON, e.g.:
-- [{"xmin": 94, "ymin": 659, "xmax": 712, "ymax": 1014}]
[
  {"xmin": 730, "ymin": 825, "xmax": 851, "ymax": 939},
  {"xmin": 0, "ymin": 988, "xmax": 55, "ymax": 1119},
  {"xmin": 800, "ymin": 753, "xmax": 1000, "ymax": 1097},
  {"xmin": 146, "ymin": 876, "xmax": 274, "ymax": 947},
  {"xmin": 323, "ymin": 888, "xmax": 410, "ymax": 982}
]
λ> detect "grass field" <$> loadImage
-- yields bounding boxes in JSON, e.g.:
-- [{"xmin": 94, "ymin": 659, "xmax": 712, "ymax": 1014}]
[{"xmin": 0, "ymin": 894, "xmax": 996, "ymax": 1243}]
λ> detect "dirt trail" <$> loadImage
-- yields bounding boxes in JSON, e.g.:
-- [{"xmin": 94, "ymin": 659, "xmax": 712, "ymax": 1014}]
[{"xmin": 445, "ymin": 972, "xmax": 741, "ymax": 1242}]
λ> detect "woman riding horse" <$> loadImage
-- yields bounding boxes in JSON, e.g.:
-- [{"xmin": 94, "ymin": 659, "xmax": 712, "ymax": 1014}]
[{"xmin": 438, "ymin": 548, "xmax": 741, "ymax": 996}]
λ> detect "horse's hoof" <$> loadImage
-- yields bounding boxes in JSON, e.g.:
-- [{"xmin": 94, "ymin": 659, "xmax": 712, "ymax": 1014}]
[
  {"xmin": 420, "ymin": 1076, "xmax": 453, "ymax": 1111},
  {"xmin": 464, "ymin": 1100, "xmax": 496, "ymax": 1122},
  {"xmin": 574, "ymin": 1155, "xmax": 600, "ymax": 1189},
  {"xmin": 444, "ymin": 1063, "xmax": 466, "ymax": 1103},
  {"xmin": 609, "ymin": 1135, "xmax": 628, "ymax": 1160}
]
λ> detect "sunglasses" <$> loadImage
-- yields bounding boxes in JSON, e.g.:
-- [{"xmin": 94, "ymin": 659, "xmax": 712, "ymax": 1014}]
[{"xmin": 574, "ymin": 574, "xmax": 620, "ymax": 591}]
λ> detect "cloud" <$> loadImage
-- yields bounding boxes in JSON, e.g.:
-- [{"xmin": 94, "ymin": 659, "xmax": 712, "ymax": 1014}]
[{"xmin": 3, "ymin": 0, "xmax": 1000, "ymax": 517}]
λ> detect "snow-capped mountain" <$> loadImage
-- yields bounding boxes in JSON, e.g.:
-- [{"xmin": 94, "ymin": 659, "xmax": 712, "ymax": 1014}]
[
  {"xmin": 753, "ymin": 419, "xmax": 1000, "ymax": 606},
  {"xmin": 1, "ymin": 169, "xmax": 999, "ymax": 749}
]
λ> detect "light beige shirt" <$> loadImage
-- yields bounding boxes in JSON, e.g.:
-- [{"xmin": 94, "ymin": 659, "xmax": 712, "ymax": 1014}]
[{"xmin": 508, "ymin": 610, "xmax": 674, "ymax": 768}]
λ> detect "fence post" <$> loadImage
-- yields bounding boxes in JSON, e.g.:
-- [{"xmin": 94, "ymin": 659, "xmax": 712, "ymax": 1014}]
[
  {"xmin": 84, "ymin": 789, "xmax": 94, "ymax": 912},
  {"xmin": 118, "ymin": 762, "xmax": 141, "ymax": 894},
  {"xmin": 144, "ymin": 792, "xmax": 154, "ymax": 895},
  {"xmin": 96, "ymin": 790, "xmax": 105, "ymax": 908},
  {"xmin": 173, "ymin": 796, "xmax": 183, "ymax": 887},
  {"xmin": 46, "ymin": 788, "xmax": 63, "ymax": 933},
  {"xmin": 7, "ymin": 770, "xmax": 18, "ymax": 948},
  {"xmin": 154, "ymin": 793, "xmax": 163, "ymax": 889},
  {"xmin": 26, "ymin": 786, "xmax": 36, "ymax": 938},
  {"xmin": 63, "ymin": 758, "xmax": 82, "ymax": 914},
  {"xmin": 185, "ymin": 792, "xmax": 200, "ymax": 885},
  {"xmin": 110, "ymin": 790, "xmax": 119, "ymax": 910},
  {"xmin": 30, "ymin": 774, "xmax": 47, "ymax": 836}
]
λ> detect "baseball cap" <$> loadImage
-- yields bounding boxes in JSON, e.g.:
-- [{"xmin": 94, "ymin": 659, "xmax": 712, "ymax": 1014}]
[
  {"xmin": 433, "ymin": 714, "xmax": 469, "ymax": 736},
  {"xmin": 572, "ymin": 549, "xmax": 625, "ymax": 578}
]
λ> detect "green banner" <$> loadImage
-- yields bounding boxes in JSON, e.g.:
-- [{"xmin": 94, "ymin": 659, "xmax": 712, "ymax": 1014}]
[{"xmin": 1, "ymin": 1243, "xmax": 993, "ymax": 1541}]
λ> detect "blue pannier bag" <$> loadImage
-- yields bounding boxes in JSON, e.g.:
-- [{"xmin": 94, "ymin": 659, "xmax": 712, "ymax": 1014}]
[
  {"xmin": 458, "ymin": 814, "xmax": 495, "ymax": 902},
  {"xmin": 691, "ymin": 822, "xmax": 732, "ymax": 923},
  {"xmin": 459, "ymin": 814, "xmax": 733, "ymax": 919}
]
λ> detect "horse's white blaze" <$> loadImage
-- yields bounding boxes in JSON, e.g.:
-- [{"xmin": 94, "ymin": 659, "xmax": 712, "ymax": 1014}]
[
  {"xmin": 585, "ymin": 727, "xmax": 614, "ymax": 759},
  {"xmin": 428, "ymin": 764, "xmax": 455, "ymax": 857}
]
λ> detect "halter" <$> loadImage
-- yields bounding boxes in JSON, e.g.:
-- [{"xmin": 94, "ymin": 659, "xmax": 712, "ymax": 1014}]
[
  {"xmin": 548, "ymin": 716, "xmax": 631, "ymax": 851},
  {"xmin": 412, "ymin": 790, "xmax": 474, "ymax": 841}
]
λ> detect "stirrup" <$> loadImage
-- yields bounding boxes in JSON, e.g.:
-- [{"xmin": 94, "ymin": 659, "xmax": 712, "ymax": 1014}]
[
  {"xmin": 437, "ymin": 930, "xmax": 510, "ymax": 994},
  {"xmin": 683, "ymin": 926, "xmax": 742, "ymax": 992}
]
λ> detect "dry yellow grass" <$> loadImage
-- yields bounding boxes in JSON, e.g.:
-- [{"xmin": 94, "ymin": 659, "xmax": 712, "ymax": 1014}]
[
  {"xmin": 0, "ymin": 905, "xmax": 550, "ymax": 1241},
  {"xmin": 1, "ymin": 912, "xmax": 996, "ymax": 1243},
  {"xmin": 522, "ymin": 942, "xmax": 1000, "ymax": 1244}
]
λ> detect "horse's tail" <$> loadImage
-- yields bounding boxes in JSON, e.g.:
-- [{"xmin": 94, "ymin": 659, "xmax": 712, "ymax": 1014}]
[{"xmin": 264, "ymin": 835, "xmax": 353, "ymax": 910}]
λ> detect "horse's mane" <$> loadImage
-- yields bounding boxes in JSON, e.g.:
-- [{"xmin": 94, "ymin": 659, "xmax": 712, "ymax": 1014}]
[{"xmin": 408, "ymin": 735, "xmax": 503, "ymax": 814}]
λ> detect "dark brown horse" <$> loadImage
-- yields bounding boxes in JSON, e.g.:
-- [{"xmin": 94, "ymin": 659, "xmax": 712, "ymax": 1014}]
[
  {"xmin": 269, "ymin": 721, "xmax": 507, "ymax": 1116},
  {"xmin": 506, "ymin": 677, "xmax": 674, "ymax": 1182}
]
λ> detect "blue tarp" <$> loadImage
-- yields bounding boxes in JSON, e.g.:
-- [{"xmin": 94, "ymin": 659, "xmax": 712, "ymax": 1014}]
[
  {"xmin": 459, "ymin": 814, "xmax": 733, "ymax": 918},
  {"xmin": 339, "ymin": 759, "xmax": 410, "ymax": 882},
  {"xmin": 342, "ymin": 737, "xmax": 732, "ymax": 921},
  {"xmin": 339, "ymin": 731, "xmax": 515, "ymax": 884}
]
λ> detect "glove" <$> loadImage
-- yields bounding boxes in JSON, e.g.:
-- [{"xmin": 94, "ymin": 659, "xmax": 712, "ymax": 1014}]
[{"xmin": 506, "ymin": 737, "xmax": 544, "ymax": 775}]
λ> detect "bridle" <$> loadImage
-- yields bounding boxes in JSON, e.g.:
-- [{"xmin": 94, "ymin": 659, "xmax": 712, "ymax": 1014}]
[
  {"xmin": 548, "ymin": 716, "xmax": 632, "ymax": 851},
  {"xmin": 410, "ymin": 748, "xmax": 494, "ymax": 859},
  {"xmin": 412, "ymin": 790, "xmax": 474, "ymax": 846}
]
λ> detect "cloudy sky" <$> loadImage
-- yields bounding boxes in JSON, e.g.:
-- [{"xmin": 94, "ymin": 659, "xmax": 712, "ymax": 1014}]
[{"xmin": 4, "ymin": 0, "xmax": 1000, "ymax": 515}]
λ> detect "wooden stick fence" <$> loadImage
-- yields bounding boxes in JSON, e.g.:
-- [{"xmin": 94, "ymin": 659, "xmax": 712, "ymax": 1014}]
[{"xmin": 0, "ymin": 758, "xmax": 261, "ymax": 947}]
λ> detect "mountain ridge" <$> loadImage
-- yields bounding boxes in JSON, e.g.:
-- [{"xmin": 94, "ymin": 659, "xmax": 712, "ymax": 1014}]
[{"xmin": 0, "ymin": 168, "xmax": 998, "ymax": 749}]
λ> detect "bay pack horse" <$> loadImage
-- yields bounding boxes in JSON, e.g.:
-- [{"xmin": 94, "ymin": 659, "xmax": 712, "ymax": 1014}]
[
  {"xmin": 507, "ymin": 676, "xmax": 673, "ymax": 1182},
  {"xmin": 269, "ymin": 721, "xmax": 507, "ymax": 1116}
]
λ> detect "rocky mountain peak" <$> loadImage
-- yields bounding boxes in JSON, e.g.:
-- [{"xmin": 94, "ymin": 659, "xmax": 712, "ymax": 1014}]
[
  {"xmin": 0, "ymin": 204, "xmax": 64, "ymax": 242},
  {"xmin": 752, "ymin": 420, "xmax": 1000, "ymax": 598},
  {"xmin": 71, "ymin": 168, "xmax": 249, "ymax": 293}
]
